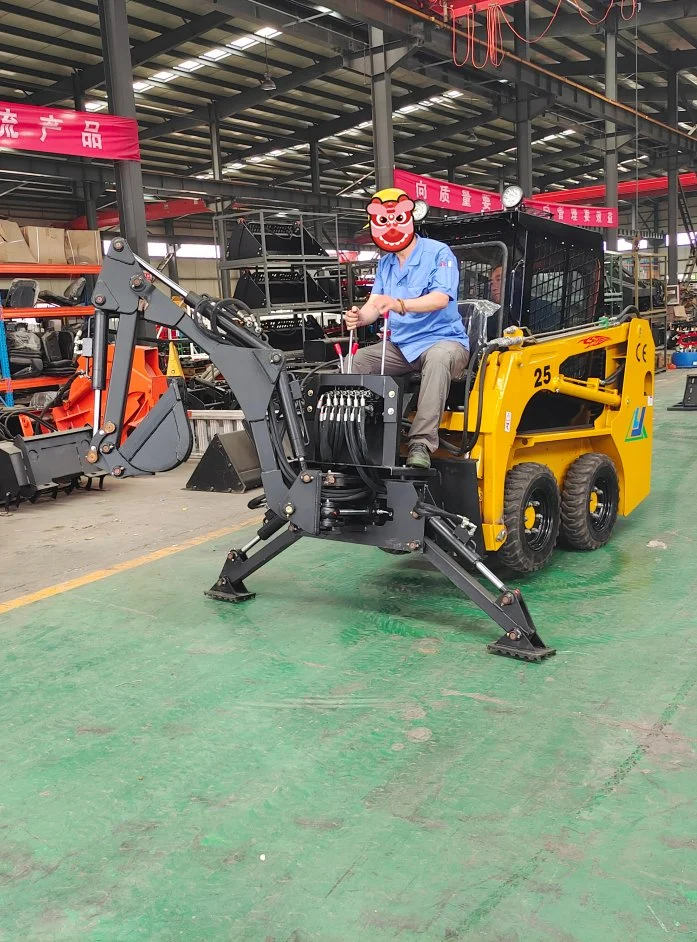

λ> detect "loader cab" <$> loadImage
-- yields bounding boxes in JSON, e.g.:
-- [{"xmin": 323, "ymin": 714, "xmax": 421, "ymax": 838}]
[
  {"xmin": 427, "ymin": 208, "xmax": 612, "ymax": 440},
  {"xmin": 429, "ymin": 209, "xmax": 605, "ymax": 339}
]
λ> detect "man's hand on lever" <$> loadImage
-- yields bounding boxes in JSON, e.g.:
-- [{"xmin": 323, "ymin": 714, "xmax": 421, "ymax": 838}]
[{"xmin": 344, "ymin": 295, "xmax": 399, "ymax": 330}]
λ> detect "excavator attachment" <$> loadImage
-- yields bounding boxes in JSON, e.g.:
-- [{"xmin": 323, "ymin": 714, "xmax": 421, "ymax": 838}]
[{"xmin": 112, "ymin": 381, "xmax": 192, "ymax": 474}]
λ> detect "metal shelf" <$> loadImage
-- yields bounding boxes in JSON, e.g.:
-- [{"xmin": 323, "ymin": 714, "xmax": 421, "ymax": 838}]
[
  {"xmin": 213, "ymin": 210, "xmax": 346, "ymax": 341},
  {"xmin": 0, "ymin": 263, "xmax": 101, "ymax": 276},
  {"xmin": 1, "ymin": 263, "xmax": 99, "ymax": 404},
  {"xmin": 221, "ymin": 255, "xmax": 336, "ymax": 270},
  {"xmin": 251, "ymin": 301, "xmax": 344, "ymax": 317},
  {"xmin": 1, "ymin": 306, "xmax": 94, "ymax": 319},
  {"xmin": 0, "ymin": 375, "xmax": 71, "ymax": 393}
]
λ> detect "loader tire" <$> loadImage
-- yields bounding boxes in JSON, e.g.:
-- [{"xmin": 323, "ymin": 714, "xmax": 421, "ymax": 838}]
[
  {"xmin": 561, "ymin": 453, "xmax": 619, "ymax": 550},
  {"xmin": 498, "ymin": 463, "xmax": 560, "ymax": 573}
]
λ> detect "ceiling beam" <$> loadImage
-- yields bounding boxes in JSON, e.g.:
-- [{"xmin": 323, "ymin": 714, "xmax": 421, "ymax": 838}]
[
  {"xmin": 0, "ymin": 24, "xmax": 99, "ymax": 60},
  {"xmin": 200, "ymin": 0, "xmax": 366, "ymax": 53},
  {"xmin": 269, "ymin": 95, "xmax": 551, "ymax": 185},
  {"xmin": 186, "ymin": 85, "xmax": 441, "ymax": 175},
  {"xmin": 405, "ymin": 122, "xmax": 592, "ymax": 180},
  {"xmin": 326, "ymin": 0, "xmax": 697, "ymax": 155},
  {"xmin": 140, "ymin": 55, "xmax": 345, "ymax": 141},
  {"xmin": 27, "ymin": 10, "xmax": 232, "ymax": 106},
  {"xmin": 618, "ymin": 87, "xmax": 674, "ymax": 104},
  {"xmin": 559, "ymin": 49, "xmax": 697, "ymax": 78},
  {"xmin": 0, "ymin": 154, "xmax": 366, "ymax": 213},
  {"xmin": 61, "ymin": 0, "xmax": 168, "ymax": 33},
  {"xmin": 541, "ymin": 1, "xmax": 696, "ymax": 39},
  {"xmin": 536, "ymin": 159, "xmax": 606, "ymax": 190}
]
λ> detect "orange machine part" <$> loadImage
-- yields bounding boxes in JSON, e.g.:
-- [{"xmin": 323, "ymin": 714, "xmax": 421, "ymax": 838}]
[
  {"xmin": 18, "ymin": 414, "xmax": 35, "ymax": 437},
  {"xmin": 52, "ymin": 345, "xmax": 168, "ymax": 442}
]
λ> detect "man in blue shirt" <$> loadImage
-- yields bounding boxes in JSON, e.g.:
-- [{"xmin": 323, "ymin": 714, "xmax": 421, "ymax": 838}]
[{"xmin": 347, "ymin": 188, "xmax": 469, "ymax": 469}]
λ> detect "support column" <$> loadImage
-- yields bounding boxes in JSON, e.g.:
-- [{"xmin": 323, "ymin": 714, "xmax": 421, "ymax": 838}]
[
  {"xmin": 667, "ymin": 71, "xmax": 680, "ymax": 286},
  {"xmin": 604, "ymin": 12, "xmax": 619, "ymax": 252},
  {"xmin": 310, "ymin": 141, "xmax": 321, "ymax": 196},
  {"xmin": 163, "ymin": 218, "xmax": 179, "ymax": 284},
  {"xmin": 651, "ymin": 200, "xmax": 663, "ymax": 253},
  {"xmin": 97, "ymin": 0, "xmax": 149, "ymax": 261},
  {"xmin": 309, "ymin": 141, "xmax": 323, "ymax": 244},
  {"xmin": 370, "ymin": 27, "xmax": 394, "ymax": 192},
  {"xmin": 209, "ymin": 106, "xmax": 231, "ymax": 296},
  {"xmin": 513, "ymin": 0, "xmax": 533, "ymax": 196},
  {"xmin": 72, "ymin": 73, "xmax": 99, "ymax": 231},
  {"xmin": 447, "ymin": 167, "xmax": 455, "ymax": 184}
]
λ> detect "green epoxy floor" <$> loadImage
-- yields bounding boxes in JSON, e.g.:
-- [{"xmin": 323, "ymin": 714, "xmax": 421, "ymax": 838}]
[{"xmin": 2, "ymin": 372, "xmax": 697, "ymax": 941}]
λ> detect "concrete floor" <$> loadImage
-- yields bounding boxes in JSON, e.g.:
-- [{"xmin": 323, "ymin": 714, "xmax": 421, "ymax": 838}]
[
  {"xmin": 1, "ymin": 465, "xmax": 261, "ymax": 603},
  {"xmin": 2, "ymin": 370, "xmax": 697, "ymax": 941}
]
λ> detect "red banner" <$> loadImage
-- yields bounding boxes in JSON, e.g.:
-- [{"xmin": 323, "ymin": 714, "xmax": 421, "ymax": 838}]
[
  {"xmin": 530, "ymin": 201, "xmax": 618, "ymax": 228},
  {"xmin": 394, "ymin": 169, "xmax": 618, "ymax": 229},
  {"xmin": 396, "ymin": 169, "xmax": 503, "ymax": 214},
  {"xmin": 0, "ymin": 101, "xmax": 140, "ymax": 160}
]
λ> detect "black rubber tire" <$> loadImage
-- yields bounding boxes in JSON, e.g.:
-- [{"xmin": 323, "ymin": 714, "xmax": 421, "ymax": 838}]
[
  {"xmin": 560, "ymin": 453, "xmax": 619, "ymax": 550},
  {"xmin": 498, "ymin": 462, "xmax": 561, "ymax": 574}
]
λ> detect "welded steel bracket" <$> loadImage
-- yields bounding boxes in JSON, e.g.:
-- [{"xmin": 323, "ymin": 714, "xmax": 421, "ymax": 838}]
[{"xmin": 423, "ymin": 536, "xmax": 555, "ymax": 661}]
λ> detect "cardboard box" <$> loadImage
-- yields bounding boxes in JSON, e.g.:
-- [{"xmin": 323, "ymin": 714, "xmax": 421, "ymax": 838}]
[
  {"xmin": 668, "ymin": 302, "xmax": 688, "ymax": 321},
  {"xmin": 21, "ymin": 226, "xmax": 67, "ymax": 265},
  {"xmin": 0, "ymin": 220, "xmax": 35, "ymax": 264},
  {"xmin": 64, "ymin": 229, "xmax": 103, "ymax": 266}
]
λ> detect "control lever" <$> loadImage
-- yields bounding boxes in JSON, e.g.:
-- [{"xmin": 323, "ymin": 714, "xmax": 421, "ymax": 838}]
[{"xmin": 380, "ymin": 313, "xmax": 390, "ymax": 375}]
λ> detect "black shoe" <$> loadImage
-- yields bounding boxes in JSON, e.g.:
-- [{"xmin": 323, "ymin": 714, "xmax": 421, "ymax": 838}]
[{"xmin": 406, "ymin": 443, "xmax": 431, "ymax": 469}]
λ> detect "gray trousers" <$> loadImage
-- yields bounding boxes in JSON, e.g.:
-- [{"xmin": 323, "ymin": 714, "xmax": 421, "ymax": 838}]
[{"xmin": 351, "ymin": 340, "xmax": 470, "ymax": 452}]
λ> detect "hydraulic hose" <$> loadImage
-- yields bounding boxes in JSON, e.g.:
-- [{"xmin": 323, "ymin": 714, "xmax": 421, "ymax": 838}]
[
  {"xmin": 345, "ymin": 414, "xmax": 383, "ymax": 493},
  {"xmin": 599, "ymin": 364, "xmax": 625, "ymax": 388},
  {"xmin": 0, "ymin": 408, "xmax": 58, "ymax": 440},
  {"xmin": 300, "ymin": 357, "xmax": 340, "ymax": 389},
  {"xmin": 39, "ymin": 370, "xmax": 80, "ymax": 418},
  {"xmin": 462, "ymin": 343, "xmax": 496, "ymax": 456}
]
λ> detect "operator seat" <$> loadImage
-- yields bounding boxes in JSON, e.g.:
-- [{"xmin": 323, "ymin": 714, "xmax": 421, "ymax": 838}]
[
  {"xmin": 401, "ymin": 299, "xmax": 497, "ymax": 413},
  {"xmin": 457, "ymin": 300, "xmax": 493, "ymax": 362}
]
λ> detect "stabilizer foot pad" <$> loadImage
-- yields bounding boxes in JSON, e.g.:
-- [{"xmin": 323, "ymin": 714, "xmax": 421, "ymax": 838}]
[
  {"xmin": 487, "ymin": 638, "xmax": 557, "ymax": 661},
  {"xmin": 205, "ymin": 582, "xmax": 256, "ymax": 603}
]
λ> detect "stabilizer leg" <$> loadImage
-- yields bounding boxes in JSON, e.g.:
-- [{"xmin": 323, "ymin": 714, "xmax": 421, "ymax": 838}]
[
  {"xmin": 206, "ymin": 518, "xmax": 302, "ymax": 602},
  {"xmin": 423, "ymin": 518, "xmax": 555, "ymax": 661}
]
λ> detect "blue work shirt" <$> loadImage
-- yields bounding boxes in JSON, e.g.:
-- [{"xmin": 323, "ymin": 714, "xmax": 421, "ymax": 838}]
[{"xmin": 372, "ymin": 236, "xmax": 468, "ymax": 363}]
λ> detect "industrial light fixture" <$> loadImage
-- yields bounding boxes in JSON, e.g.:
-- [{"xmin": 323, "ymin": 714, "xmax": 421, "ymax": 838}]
[
  {"xmin": 412, "ymin": 200, "xmax": 429, "ymax": 222},
  {"xmin": 260, "ymin": 36, "xmax": 276, "ymax": 92},
  {"xmin": 501, "ymin": 184, "xmax": 525, "ymax": 210}
]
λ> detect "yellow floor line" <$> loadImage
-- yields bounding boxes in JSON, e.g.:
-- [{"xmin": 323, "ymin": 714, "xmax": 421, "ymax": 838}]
[{"xmin": 0, "ymin": 518, "xmax": 258, "ymax": 616}]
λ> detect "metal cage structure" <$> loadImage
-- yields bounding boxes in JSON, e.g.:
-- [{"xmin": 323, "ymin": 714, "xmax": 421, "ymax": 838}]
[{"xmin": 429, "ymin": 210, "xmax": 605, "ymax": 336}]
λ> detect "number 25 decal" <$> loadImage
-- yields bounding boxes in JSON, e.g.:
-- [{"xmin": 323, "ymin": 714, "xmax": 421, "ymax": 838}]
[{"xmin": 534, "ymin": 365, "xmax": 552, "ymax": 388}]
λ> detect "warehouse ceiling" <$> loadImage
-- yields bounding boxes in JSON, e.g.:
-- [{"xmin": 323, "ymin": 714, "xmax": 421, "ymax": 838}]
[{"xmin": 1, "ymin": 0, "xmax": 697, "ymax": 228}]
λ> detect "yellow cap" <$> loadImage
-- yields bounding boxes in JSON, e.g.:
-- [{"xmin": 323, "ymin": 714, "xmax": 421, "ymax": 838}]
[{"xmin": 370, "ymin": 187, "xmax": 410, "ymax": 203}]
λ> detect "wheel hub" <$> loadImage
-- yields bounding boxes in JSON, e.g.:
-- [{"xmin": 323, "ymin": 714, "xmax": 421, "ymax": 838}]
[
  {"xmin": 523, "ymin": 504, "xmax": 537, "ymax": 530},
  {"xmin": 523, "ymin": 492, "xmax": 553, "ymax": 549},
  {"xmin": 589, "ymin": 481, "xmax": 610, "ymax": 529}
]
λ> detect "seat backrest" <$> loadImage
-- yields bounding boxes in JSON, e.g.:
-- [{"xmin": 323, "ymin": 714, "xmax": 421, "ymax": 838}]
[
  {"xmin": 64, "ymin": 277, "xmax": 86, "ymax": 303},
  {"xmin": 6, "ymin": 279, "xmax": 39, "ymax": 308},
  {"xmin": 58, "ymin": 329, "xmax": 75, "ymax": 361},
  {"xmin": 458, "ymin": 300, "xmax": 496, "ymax": 361},
  {"xmin": 41, "ymin": 328, "xmax": 64, "ymax": 364}
]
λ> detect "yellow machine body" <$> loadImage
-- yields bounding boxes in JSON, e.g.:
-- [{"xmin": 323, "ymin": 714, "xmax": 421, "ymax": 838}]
[{"xmin": 436, "ymin": 317, "xmax": 655, "ymax": 554}]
